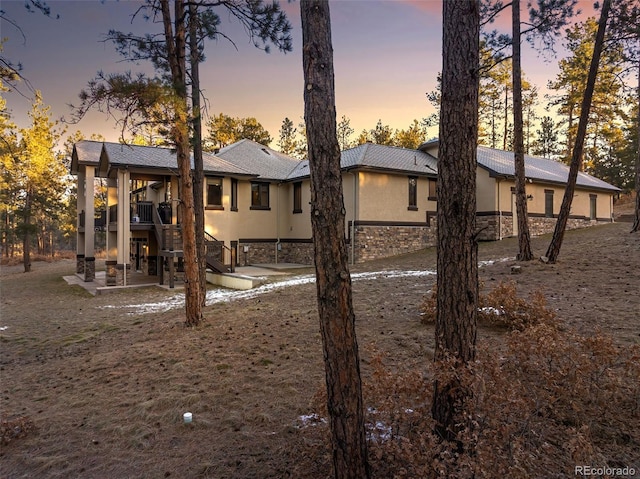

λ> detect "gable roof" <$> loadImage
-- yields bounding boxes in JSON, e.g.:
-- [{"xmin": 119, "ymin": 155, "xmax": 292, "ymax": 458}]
[
  {"xmin": 477, "ymin": 146, "xmax": 619, "ymax": 192},
  {"xmin": 419, "ymin": 140, "xmax": 620, "ymax": 193},
  {"xmin": 70, "ymin": 140, "xmax": 254, "ymax": 177},
  {"xmin": 216, "ymin": 139, "xmax": 302, "ymax": 181},
  {"xmin": 70, "ymin": 140, "xmax": 103, "ymax": 174},
  {"xmin": 286, "ymin": 143, "xmax": 438, "ymax": 181}
]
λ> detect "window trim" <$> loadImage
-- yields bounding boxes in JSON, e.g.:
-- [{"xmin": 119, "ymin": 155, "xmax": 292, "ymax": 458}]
[
  {"xmin": 589, "ymin": 194, "xmax": 597, "ymax": 220},
  {"xmin": 408, "ymin": 176, "xmax": 418, "ymax": 211},
  {"xmin": 293, "ymin": 181, "xmax": 302, "ymax": 214},
  {"xmin": 428, "ymin": 178, "xmax": 437, "ymax": 202},
  {"xmin": 544, "ymin": 189, "xmax": 554, "ymax": 218},
  {"xmin": 205, "ymin": 176, "xmax": 224, "ymax": 210},
  {"xmin": 250, "ymin": 181, "xmax": 271, "ymax": 210},
  {"xmin": 230, "ymin": 178, "xmax": 238, "ymax": 212}
]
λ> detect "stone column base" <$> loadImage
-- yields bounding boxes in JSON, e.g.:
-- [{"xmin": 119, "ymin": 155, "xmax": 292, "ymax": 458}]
[
  {"xmin": 83, "ymin": 257, "xmax": 95, "ymax": 282},
  {"xmin": 76, "ymin": 254, "xmax": 85, "ymax": 275},
  {"xmin": 115, "ymin": 264, "xmax": 131, "ymax": 287},
  {"xmin": 105, "ymin": 260, "xmax": 117, "ymax": 286}
]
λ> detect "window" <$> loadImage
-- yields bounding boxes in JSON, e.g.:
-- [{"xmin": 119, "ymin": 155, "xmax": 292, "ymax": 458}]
[
  {"xmin": 293, "ymin": 182, "xmax": 302, "ymax": 214},
  {"xmin": 206, "ymin": 177, "xmax": 223, "ymax": 209},
  {"xmin": 231, "ymin": 178, "xmax": 238, "ymax": 211},
  {"xmin": 251, "ymin": 182, "xmax": 270, "ymax": 209},
  {"xmin": 545, "ymin": 189, "xmax": 554, "ymax": 217},
  {"xmin": 590, "ymin": 194, "xmax": 597, "ymax": 220},
  {"xmin": 428, "ymin": 178, "xmax": 437, "ymax": 201},
  {"xmin": 408, "ymin": 176, "xmax": 418, "ymax": 210}
]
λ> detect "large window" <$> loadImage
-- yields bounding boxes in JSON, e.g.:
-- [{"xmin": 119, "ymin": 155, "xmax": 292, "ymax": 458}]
[
  {"xmin": 231, "ymin": 178, "xmax": 238, "ymax": 211},
  {"xmin": 293, "ymin": 182, "xmax": 302, "ymax": 213},
  {"xmin": 206, "ymin": 177, "xmax": 223, "ymax": 209},
  {"xmin": 590, "ymin": 194, "xmax": 597, "ymax": 220},
  {"xmin": 408, "ymin": 176, "xmax": 418, "ymax": 210},
  {"xmin": 251, "ymin": 182, "xmax": 270, "ymax": 209},
  {"xmin": 545, "ymin": 189, "xmax": 554, "ymax": 217}
]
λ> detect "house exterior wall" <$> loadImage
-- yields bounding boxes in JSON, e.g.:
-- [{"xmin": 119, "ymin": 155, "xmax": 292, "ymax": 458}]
[
  {"xmin": 475, "ymin": 171, "xmax": 615, "ymax": 241},
  {"xmin": 346, "ymin": 171, "xmax": 438, "ymax": 263}
]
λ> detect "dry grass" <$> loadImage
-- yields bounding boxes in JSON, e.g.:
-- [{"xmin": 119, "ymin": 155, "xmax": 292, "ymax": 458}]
[{"xmin": 1, "ymin": 222, "xmax": 639, "ymax": 478}]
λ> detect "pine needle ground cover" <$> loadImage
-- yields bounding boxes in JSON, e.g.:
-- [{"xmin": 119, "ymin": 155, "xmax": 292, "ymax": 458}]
[{"xmin": 1, "ymin": 222, "xmax": 638, "ymax": 478}]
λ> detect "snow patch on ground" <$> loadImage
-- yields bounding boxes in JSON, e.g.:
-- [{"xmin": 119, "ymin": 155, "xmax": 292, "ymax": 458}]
[{"xmin": 99, "ymin": 257, "xmax": 512, "ymax": 316}]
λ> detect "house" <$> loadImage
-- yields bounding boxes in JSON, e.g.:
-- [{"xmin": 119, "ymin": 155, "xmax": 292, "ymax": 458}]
[
  {"xmin": 70, "ymin": 138, "xmax": 618, "ymax": 287},
  {"xmin": 419, "ymin": 140, "xmax": 620, "ymax": 241}
]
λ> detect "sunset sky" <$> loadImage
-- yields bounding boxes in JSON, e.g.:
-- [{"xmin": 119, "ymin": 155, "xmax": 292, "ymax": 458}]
[{"xmin": 2, "ymin": 0, "xmax": 596, "ymax": 148}]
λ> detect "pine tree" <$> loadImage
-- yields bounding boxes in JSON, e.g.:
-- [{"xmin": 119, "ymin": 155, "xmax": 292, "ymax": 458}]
[
  {"xmin": 301, "ymin": 1, "xmax": 369, "ymax": 476},
  {"xmin": 278, "ymin": 117, "xmax": 298, "ymax": 155}
]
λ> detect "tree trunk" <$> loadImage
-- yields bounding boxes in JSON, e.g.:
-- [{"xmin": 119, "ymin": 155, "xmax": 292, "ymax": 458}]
[
  {"xmin": 512, "ymin": 0, "xmax": 533, "ymax": 261},
  {"xmin": 23, "ymin": 190, "xmax": 31, "ymax": 272},
  {"xmin": 545, "ymin": 0, "xmax": 611, "ymax": 262},
  {"xmin": 632, "ymin": 57, "xmax": 640, "ymax": 233},
  {"xmin": 189, "ymin": 2, "xmax": 207, "ymax": 309},
  {"xmin": 161, "ymin": 0, "xmax": 202, "ymax": 326},
  {"xmin": 432, "ymin": 0, "xmax": 480, "ymax": 448},
  {"xmin": 300, "ymin": 2, "xmax": 369, "ymax": 478}
]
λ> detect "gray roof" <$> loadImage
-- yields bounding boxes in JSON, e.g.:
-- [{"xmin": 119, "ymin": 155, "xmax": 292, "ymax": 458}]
[
  {"xmin": 287, "ymin": 143, "xmax": 438, "ymax": 180},
  {"xmin": 477, "ymin": 146, "xmax": 620, "ymax": 192},
  {"xmin": 216, "ymin": 139, "xmax": 302, "ymax": 181},
  {"xmin": 68, "ymin": 141, "xmax": 253, "ymax": 177},
  {"xmin": 70, "ymin": 140, "xmax": 103, "ymax": 174},
  {"xmin": 418, "ymin": 140, "xmax": 620, "ymax": 192}
]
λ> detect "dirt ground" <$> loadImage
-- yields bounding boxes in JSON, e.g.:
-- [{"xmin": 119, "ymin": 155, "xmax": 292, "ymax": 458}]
[{"xmin": 1, "ymin": 222, "xmax": 638, "ymax": 478}]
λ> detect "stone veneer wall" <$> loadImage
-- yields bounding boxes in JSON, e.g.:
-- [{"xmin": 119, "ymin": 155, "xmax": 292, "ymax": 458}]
[
  {"xmin": 477, "ymin": 213, "xmax": 609, "ymax": 241},
  {"xmin": 351, "ymin": 224, "xmax": 437, "ymax": 263},
  {"xmin": 278, "ymin": 241, "xmax": 314, "ymax": 265},
  {"xmin": 238, "ymin": 241, "xmax": 315, "ymax": 265}
]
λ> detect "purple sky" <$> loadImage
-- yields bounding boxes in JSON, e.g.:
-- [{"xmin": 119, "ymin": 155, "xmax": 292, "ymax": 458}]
[{"xmin": 2, "ymin": 0, "xmax": 596, "ymax": 148}]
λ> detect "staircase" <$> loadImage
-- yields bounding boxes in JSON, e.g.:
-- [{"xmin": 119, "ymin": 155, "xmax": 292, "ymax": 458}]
[
  {"xmin": 204, "ymin": 232, "xmax": 234, "ymax": 273},
  {"xmin": 152, "ymin": 208, "xmax": 234, "ymax": 276}
]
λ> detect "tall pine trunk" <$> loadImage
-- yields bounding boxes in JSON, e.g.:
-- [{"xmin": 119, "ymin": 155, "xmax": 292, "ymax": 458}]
[
  {"xmin": 23, "ymin": 190, "xmax": 32, "ymax": 273},
  {"xmin": 632, "ymin": 59, "xmax": 640, "ymax": 233},
  {"xmin": 432, "ymin": 0, "xmax": 480, "ymax": 448},
  {"xmin": 300, "ymin": 2, "xmax": 369, "ymax": 477},
  {"xmin": 545, "ymin": 0, "xmax": 611, "ymax": 262},
  {"xmin": 161, "ymin": 0, "xmax": 202, "ymax": 325},
  {"xmin": 512, "ymin": 0, "xmax": 533, "ymax": 260},
  {"xmin": 189, "ymin": 2, "xmax": 207, "ymax": 309}
]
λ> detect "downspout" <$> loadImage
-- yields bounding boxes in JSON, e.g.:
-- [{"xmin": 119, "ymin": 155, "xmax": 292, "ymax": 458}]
[
  {"xmin": 276, "ymin": 183, "xmax": 281, "ymax": 263},
  {"xmin": 350, "ymin": 171, "xmax": 357, "ymax": 265},
  {"xmin": 497, "ymin": 177, "xmax": 502, "ymax": 240}
]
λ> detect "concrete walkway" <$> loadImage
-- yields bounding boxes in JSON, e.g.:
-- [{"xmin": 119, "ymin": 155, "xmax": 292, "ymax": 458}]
[{"xmin": 63, "ymin": 263, "xmax": 311, "ymax": 296}]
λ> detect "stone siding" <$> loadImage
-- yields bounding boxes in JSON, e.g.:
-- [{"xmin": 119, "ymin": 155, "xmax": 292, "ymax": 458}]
[
  {"xmin": 83, "ymin": 257, "xmax": 95, "ymax": 282},
  {"xmin": 238, "ymin": 241, "xmax": 315, "ymax": 265},
  {"xmin": 351, "ymin": 224, "xmax": 437, "ymax": 263},
  {"xmin": 477, "ymin": 213, "xmax": 610, "ymax": 240}
]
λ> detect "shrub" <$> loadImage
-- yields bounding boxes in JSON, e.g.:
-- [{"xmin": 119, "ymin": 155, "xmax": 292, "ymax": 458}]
[{"xmin": 421, "ymin": 281, "xmax": 555, "ymax": 331}]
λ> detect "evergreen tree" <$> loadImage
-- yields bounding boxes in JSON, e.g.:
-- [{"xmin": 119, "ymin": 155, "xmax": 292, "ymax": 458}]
[
  {"xmin": 277, "ymin": 117, "xmax": 298, "ymax": 155},
  {"xmin": 394, "ymin": 119, "xmax": 427, "ymax": 149},
  {"xmin": 301, "ymin": 1, "xmax": 369, "ymax": 476},
  {"xmin": 4, "ymin": 92, "xmax": 66, "ymax": 270},
  {"xmin": 336, "ymin": 115, "xmax": 354, "ymax": 150},
  {"xmin": 433, "ymin": 0, "xmax": 480, "ymax": 453},
  {"xmin": 532, "ymin": 115, "xmax": 560, "ymax": 159}
]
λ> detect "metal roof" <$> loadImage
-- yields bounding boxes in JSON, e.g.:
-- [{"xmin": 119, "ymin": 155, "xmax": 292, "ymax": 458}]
[
  {"xmin": 287, "ymin": 143, "xmax": 438, "ymax": 180},
  {"xmin": 418, "ymin": 140, "xmax": 620, "ymax": 192},
  {"xmin": 216, "ymin": 139, "xmax": 302, "ymax": 181},
  {"xmin": 476, "ymin": 145, "xmax": 620, "ymax": 192},
  {"xmin": 69, "ymin": 141, "xmax": 253, "ymax": 177}
]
